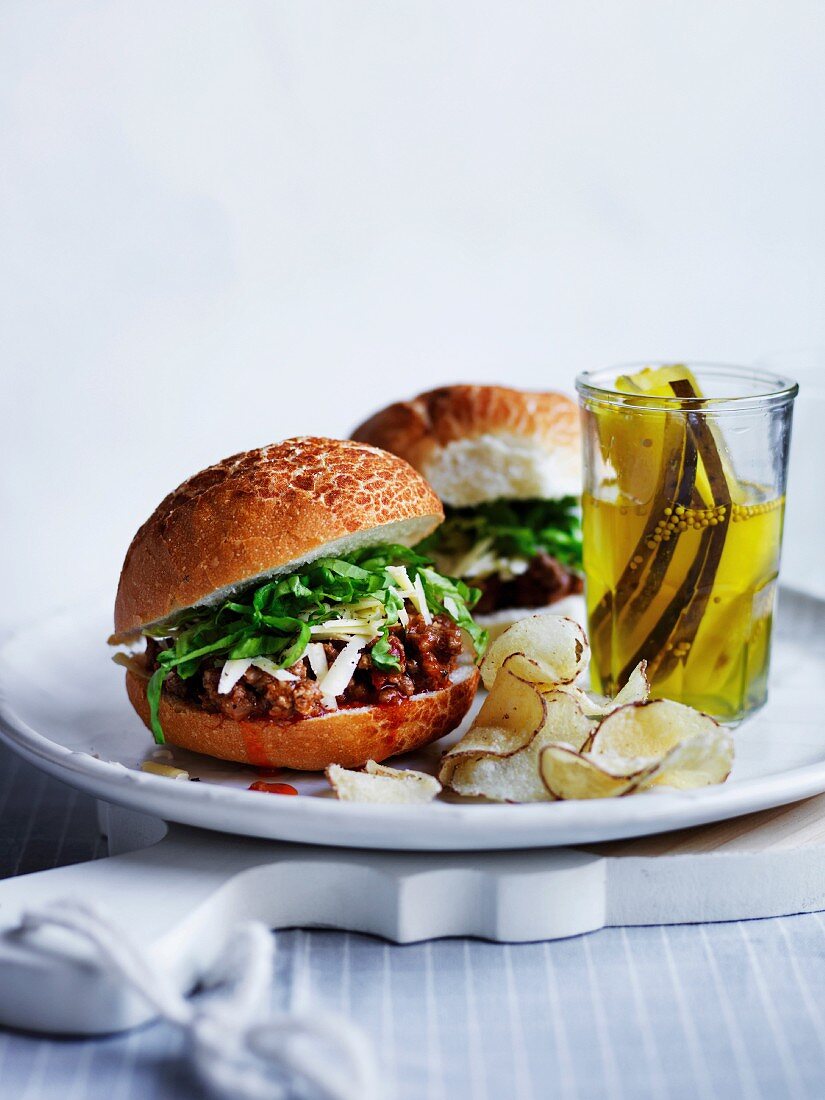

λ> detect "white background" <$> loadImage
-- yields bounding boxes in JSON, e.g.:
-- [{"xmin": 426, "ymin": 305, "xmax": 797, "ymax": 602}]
[{"xmin": 1, "ymin": 1, "xmax": 823, "ymax": 629}]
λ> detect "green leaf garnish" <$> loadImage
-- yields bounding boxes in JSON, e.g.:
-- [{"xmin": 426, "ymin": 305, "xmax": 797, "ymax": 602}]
[
  {"xmin": 418, "ymin": 497, "xmax": 583, "ymax": 574},
  {"xmin": 137, "ymin": 543, "xmax": 485, "ymax": 744}
]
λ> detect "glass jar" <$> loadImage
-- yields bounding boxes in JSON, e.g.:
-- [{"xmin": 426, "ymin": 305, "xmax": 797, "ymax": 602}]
[{"xmin": 575, "ymin": 363, "xmax": 798, "ymax": 722}]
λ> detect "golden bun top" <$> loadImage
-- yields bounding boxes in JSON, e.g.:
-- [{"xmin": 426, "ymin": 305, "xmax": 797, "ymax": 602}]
[
  {"xmin": 352, "ymin": 384, "xmax": 581, "ymax": 507},
  {"xmin": 114, "ymin": 436, "xmax": 443, "ymax": 636}
]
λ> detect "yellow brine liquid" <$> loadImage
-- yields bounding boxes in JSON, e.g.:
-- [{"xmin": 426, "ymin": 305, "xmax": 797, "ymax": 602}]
[
  {"xmin": 584, "ymin": 490, "xmax": 784, "ymax": 720},
  {"xmin": 582, "ymin": 364, "xmax": 786, "ymax": 722}
]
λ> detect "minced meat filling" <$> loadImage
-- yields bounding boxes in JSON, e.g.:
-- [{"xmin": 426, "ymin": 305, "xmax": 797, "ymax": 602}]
[
  {"xmin": 473, "ymin": 552, "xmax": 583, "ymax": 615},
  {"xmin": 145, "ymin": 612, "xmax": 463, "ymax": 722}
]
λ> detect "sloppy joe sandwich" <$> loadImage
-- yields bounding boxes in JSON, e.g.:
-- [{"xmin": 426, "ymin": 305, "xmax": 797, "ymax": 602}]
[
  {"xmin": 353, "ymin": 385, "xmax": 584, "ymax": 639},
  {"xmin": 111, "ymin": 437, "xmax": 484, "ymax": 771}
]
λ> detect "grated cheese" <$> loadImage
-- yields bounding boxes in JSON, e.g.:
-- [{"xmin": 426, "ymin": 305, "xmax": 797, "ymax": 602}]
[
  {"xmin": 310, "ymin": 620, "xmax": 376, "ymax": 639},
  {"xmin": 387, "ymin": 587, "xmax": 410, "ymax": 627},
  {"xmin": 502, "ymin": 558, "xmax": 530, "ymax": 578},
  {"xmin": 306, "ymin": 642, "xmax": 329, "ymax": 681},
  {"xmin": 347, "ymin": 598, "xmax": 385, "ymax": 614},
  {"xmin": 317, "ymin": 636, "xmax": 369, "ymax": 705},
  {"xmin": 218, "ymin": 658, "xmax": 253, "ymax": 694},
  {"xmin": 386, "ymin": 565, "xmax": 414, "ymax": 596},
  {"xmin": 441, "ymin": 537, "xmax": 530, "ymax": 582},
  {"xmin": 251, "ymin": 657, "xmax": 299, "ymax": 681},
  {"xmin": 452, "ymin": 537, "xmax": 494, "ymax": 579},
  {"xmin": 216, "ymin": 585, "xmax": 424, "ymax": 708},
  {"xmin": 311, "ymin": 618, "xmax": 369, "ymax": 631},
  {"xmin": 387, "ymin": 566, "xmax": 429, "ymax": 622},
  {"xmin": 410, "ymin": 573, "xmax": 432, "ymax": 624},
  {"xmin": 140, "ymin": 761, "xmax": 190, "ymax": 781}
]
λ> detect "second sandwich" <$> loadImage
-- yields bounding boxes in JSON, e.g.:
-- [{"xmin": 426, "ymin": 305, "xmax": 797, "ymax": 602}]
[{"xmin": 353, "ymin": 384, "xmax": 584, "ymax": 638}]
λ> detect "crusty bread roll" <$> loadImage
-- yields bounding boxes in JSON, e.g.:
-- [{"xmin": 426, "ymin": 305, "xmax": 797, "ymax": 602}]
[
  {"xmin": 115, "ymin": 437, "xmax": 481, "ymax": 771},
  {"xmin": 126, "ymin": 665, "xmax": 479, "ymax": 771},
  {"xmin": 114, "ymin": 436, "xmax": 443, "ymax": 639},
  {"xmin": 352, "ymin": 385, "xmax": 581, "ymax": 507}
]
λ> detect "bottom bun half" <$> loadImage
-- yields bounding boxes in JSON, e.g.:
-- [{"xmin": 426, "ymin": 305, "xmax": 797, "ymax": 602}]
[
  {"xmin": 475, "ymin": 594, "xmax": 587, "ymax": 643},
  {"xmin": 126, "ymin": 664, "xmax": 479, "ymax": 771}
]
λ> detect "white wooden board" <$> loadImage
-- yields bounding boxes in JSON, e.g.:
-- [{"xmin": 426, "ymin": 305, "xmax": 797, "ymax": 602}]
[{"xmin": 2, "ymin": 793, "xmax": 825, "ymax": 1036}]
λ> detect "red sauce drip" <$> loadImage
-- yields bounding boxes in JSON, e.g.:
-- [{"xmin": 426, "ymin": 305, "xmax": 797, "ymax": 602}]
[
  {"xmin": 256, "ymin": 767, "xmax": 284, "ymax": 779},
  {"xmin": 239, "ymin": 722, "xmax": 274, "ymax": 768},
  {"xmin": 248, "ymin": 781, "xmax": 298, "ymax": 796}
]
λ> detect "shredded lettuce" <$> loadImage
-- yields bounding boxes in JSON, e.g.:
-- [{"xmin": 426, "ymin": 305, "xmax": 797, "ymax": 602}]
[
  {"xmin": 138, "ymin": 544, "xmax": 486, "ymax": 744},
  {"xmin": 418, "ymin": 497, "xmax": 583, "ymax": 577}
]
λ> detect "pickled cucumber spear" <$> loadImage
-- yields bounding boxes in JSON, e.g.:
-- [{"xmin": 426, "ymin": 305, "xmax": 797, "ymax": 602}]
[
  {"xmin": 585, "ymin": 366, "xmax": 735, "ymax": 691},
  {"xmin": 620, "ymin": 427, "xmax": 699, "ymax": 635},
  {"xmin": 639, "ymin": 380, "xmax": 732, "ymax": 683},
  {"xmin": 615, "ymin": 377, "xmax": 732, "ymax": 687},
  {"xmin": 589, "ymin": 368, "xmax": 707, "ymax": 656},
  {"xmin": 589, "ymin": 408, "xmax": 697, "ymax": 644}
]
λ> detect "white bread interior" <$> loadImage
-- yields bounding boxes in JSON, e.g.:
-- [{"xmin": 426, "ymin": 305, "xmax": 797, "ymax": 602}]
[
  {"xmin": 352, "ymin": 386, "xmax": 582, "ymax": 509},
  {"xmin": 421, "ymin": 432, "xmax": 581, "ymax": 508}
]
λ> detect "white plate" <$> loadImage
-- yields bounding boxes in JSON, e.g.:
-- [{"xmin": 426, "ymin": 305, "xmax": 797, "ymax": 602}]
[{"xmin": 0, "ymin": 590, "xmax": 823, "ymax": 851}]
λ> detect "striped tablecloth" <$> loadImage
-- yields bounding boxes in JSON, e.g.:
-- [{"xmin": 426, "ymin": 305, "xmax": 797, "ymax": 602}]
[{"xmin": 1, "ymin": 740, "xmax": 824, "ymax": 1099}]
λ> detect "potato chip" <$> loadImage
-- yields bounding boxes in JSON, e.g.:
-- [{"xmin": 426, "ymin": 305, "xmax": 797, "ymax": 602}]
[
  {"xmin": 539, "ymin": 744, "xmax": 654, "ymax": 800},
  {"xmin": 439, "ymin": 685, "xmax": 597, "ymax": 802},
  {"xmin": 473, "ymin": 658, "xmax": 548, "ymax": 745},
  {"xmin": 634, "ymin": 730, "xmax": 734, "ymax": 791},
  {"xmin": 443, "ymin": 612, "xmax": 733, "ymax": 803},
  {"xmin": 538, "ymin": 699, "xmax": 733, "ymax": 800},
  {"xmin": 480, "ymin": 615, "xmax": 589, "ymax": 691},
  {"xmin": 568, "ymin": 660, "xmax": 651, "ymax": 722},
  {"xmin": 590, "ymin": 698, "xmax": 720, "ymax": 758},
  {"xmin": 542, "ymin": 688, "xmax": 601, "ymax": 751},
  {"xmin": 609, "ymin": 661, "xmax": 651, "ymax": 709},
  {"xmin": 440, "ymin": 732, "xmax": 551, "ymax": 802},
  {"xmin": 326, "ymin": 760, "xmax": 441, "ymax": 803},
  {"xmin": 437, "ymin": 659, "xmax": 551, "ymax": 798}
]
